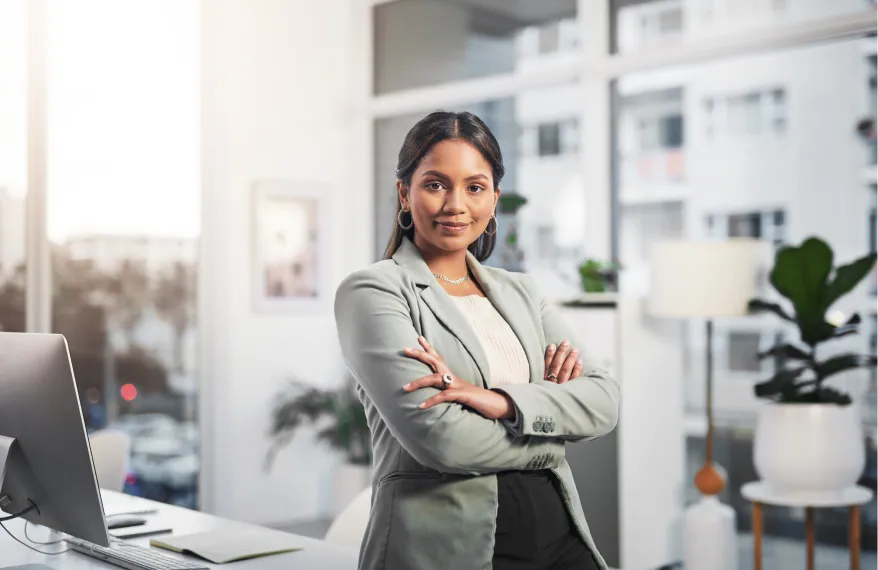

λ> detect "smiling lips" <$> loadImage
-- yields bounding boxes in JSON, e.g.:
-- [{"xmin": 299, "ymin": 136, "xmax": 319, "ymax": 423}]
[{"xmin": 436, "ymin": 221, "xmax": 470, "ymax": 233}]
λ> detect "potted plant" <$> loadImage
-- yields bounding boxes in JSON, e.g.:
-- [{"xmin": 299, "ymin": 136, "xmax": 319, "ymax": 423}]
[
  {"xmin": 578, "ymin": 259, "xmax": 620, "ymax": 293},
  {"xmin": 265, "ymin": 375, "xmax": 372, "ymax": 514},
  {"xmin": 494, "ymin": 192, "xmax": 528, "ymax": 272},
  {"xmin": 748, "ymin": 236, "xmax": 877, "ymax": 496}
]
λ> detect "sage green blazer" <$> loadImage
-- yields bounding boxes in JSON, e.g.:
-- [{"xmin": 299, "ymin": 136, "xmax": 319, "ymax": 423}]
[{"xmin": 334, "ymin": 237, "xmax": 620, "ymax": 570}]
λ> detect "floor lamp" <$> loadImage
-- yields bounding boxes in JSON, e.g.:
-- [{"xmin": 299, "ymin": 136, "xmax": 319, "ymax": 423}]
[{"xmin": 649, "ymin": 239, "xmax": 765, "ymax": 570}]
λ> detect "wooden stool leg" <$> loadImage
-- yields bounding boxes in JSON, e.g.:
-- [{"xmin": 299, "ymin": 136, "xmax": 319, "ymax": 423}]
[
  {"xmin": 753, "ymin": 501, "xmax": 763, "ymax": 570},
  {"xmin": 806, "ymin": 507, "xmax": 815, "ymax": 570},
  {"xmin": 850, "ymin": 505, "xmax": 861, "ymax": 570}
]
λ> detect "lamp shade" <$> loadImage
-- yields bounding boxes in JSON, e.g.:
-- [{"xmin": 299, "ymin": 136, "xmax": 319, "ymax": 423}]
[{"xmin": 649, "ymin": 239, "xmax": 767, "ymax": 318}]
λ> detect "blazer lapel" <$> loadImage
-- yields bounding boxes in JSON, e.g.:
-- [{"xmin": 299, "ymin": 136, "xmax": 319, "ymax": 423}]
[
  {"xmin": 392, "ymin": 239, "xmax": 492, "ymax": 389},
  {"xmin": 466, "ymin": 251, "xmax": 543, "ymax": 385}
]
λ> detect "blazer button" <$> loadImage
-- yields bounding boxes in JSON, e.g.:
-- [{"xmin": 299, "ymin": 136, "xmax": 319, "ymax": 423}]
[
  {"xmin": 533, "ymin": 421, "xmax": 544, "ymax": 432},
  {"xmin": 546, "ymin": 422, "xmax": 555, "ymax": 433}
]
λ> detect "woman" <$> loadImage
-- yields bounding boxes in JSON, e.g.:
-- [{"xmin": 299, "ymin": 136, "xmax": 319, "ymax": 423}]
[{"xmin": 334, "ymin": 111, "xmax": 620, "ymax": 570}]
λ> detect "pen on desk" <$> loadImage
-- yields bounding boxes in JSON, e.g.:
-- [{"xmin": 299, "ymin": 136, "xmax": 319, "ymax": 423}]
[{"xmin": 113, "ymin": 527, "xmax": 173, "ymax": 539}]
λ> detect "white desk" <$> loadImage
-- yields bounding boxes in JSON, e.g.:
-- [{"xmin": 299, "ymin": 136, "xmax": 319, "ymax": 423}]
[{"xmin": 0, "ymin": 491, "xmax": 358, "ymax": 570}]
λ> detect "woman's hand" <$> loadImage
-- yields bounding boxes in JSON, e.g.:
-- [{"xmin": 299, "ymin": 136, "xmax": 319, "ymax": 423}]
[
  {"xmin": 402, "ymin": 336, "xmax": 515, "ymax": 421},
  {"xmin": 544, "ymin": 340, "xmax": 583, "ymax": 384}
]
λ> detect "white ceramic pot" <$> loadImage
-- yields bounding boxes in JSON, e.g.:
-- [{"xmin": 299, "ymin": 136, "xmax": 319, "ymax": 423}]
[
  {"xmin": 333, "ymin": 462, "xmax": 371, "ymax": 515},
  {"xmin": 754, "ymin": 403, "xmax": 864, "ymax": 495}
]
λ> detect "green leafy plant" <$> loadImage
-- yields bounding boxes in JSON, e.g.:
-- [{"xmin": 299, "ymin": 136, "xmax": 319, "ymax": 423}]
[
  {"xmin": 578, "ymin": 259, "xmax": 620, "ymax": 293},
  {"xmin": 264, "ymin": 375, "xmax": 371, "ymax": 471},
  {"xmin": 497, "ymin": 193, "xmax": 527, "ymax": 214},
  {"xmin": 748, "ymin": 237, "xmax": 877, "ymax": 405}
]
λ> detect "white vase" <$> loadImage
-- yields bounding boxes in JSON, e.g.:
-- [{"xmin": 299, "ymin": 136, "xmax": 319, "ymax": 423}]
[
  {"xmin": 754, "ymin": 403, "xmax": 865, "ymax": 496},
  {"xmin": 683, "ymin": 495, "xmax": 738, "ymax": 570},
  {"xmin": 333, "ymin": 462, "xmax": 371, "ymax": 515}
]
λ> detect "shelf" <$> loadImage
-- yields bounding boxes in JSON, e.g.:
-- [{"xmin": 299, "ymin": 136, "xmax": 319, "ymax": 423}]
[{"xmin": 558, "ymin": 292, "xmax": 619, "ymax": 308}]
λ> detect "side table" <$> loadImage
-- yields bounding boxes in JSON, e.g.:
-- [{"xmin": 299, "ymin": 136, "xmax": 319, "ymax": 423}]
[{"xmin": 741, "ymin": 481, "xmax": 874, "ymax": 570}]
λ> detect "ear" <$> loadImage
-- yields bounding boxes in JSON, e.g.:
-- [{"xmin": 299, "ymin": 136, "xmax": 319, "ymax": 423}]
[
  {"xmin": 396, "ymin": 180, "xmax": 408, "ymax": 210},
  {"xmin": 493, "ymin": 187, "xmax": 501, "ymax": 214}
]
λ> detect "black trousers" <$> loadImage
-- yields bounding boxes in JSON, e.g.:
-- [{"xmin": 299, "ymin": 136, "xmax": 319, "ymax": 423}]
[{"xmin": 492, "ymin": 470, "xmax": 599, "ymax": 570}]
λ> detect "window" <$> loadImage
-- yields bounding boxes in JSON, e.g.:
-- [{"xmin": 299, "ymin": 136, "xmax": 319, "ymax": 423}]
[
  {"xmin": 704, "ymin": 97, "xmax": 715, "ymax": 136},
  {"xmin": 704, "ymin": 88, "xmax": 787, "ymax": 137},
  {"xmin": 613, "ymin": 1, "xmax": 686, "ymax": 54},
  {"xmin": 619, "ymin": 87, "xmax": 686, "ymax": 186},
  {"xmin": 629, "ymin": 5, "xmax": 684, "ymax": 52},
  {"xmin": 558, "ymin": 18, "xmax": 579, "ymax": 52},
  {"xmin": 706, "ymin": 209, "xmax": 786, "ymax": 247},
  {"xmin": 538, "ymin": 123, "xmax": 561, "ymax": 156},
  {"xmin": 519, "ymin": 119, "xmax": 579, "ymax": 157},
  {"xmin": 0, "ymin": 2, "xmax": 27, "ymax": 334},
  {"xmin": 373, "ymin": 0, "xmax": 578, "ymax": 94},
  {"xmin": 659, "ymin": 8, "xmax": 683, "ymax": 34},
  {"xmin": 769, "ymin": 88, "xmax": 787, "ymax": 132},
  {"xmin": 616, "ymin": 38, "xmax": 875, "ymax": 565},
  {"xmin": 560, "ymin": 119, "xmax": 579, "ymax": 153},
  {"xmin": 727, "ymin": 332, "xmax": 762, "ymax": 372},
  {"xmin": 538, "ymin": 22, "xmax": 560, "ymax": 54},
  {"xmin": 635, "ymin": 115, "xmax": 683, "ymax": 150},
  {"xmin": 614, "ymin": 0, "xmax": 868, "ymax": 54},
  {"xmin": 663, "ymin": 115, "xmax": 684, "ymax": 148},
  {"xmin": 46, "ymin": 0, "xmax": 200, "ymax": 508}
]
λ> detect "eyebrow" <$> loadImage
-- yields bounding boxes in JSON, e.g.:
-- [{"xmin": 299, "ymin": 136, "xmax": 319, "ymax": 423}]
[{"xmin": 421, "ymin": 170, "xmax": 490, "ymax": 182}]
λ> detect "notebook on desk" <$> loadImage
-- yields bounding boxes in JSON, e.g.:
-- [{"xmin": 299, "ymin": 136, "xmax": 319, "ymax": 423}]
[{"xmin": 150, "ymin": 528, "xmax": 303, "ymax": 563}]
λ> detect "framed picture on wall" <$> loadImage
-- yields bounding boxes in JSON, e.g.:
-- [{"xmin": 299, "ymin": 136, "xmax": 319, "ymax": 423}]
[{"xmin": 251, "ymin": 179, "xmax": 330, "ymax": 312}]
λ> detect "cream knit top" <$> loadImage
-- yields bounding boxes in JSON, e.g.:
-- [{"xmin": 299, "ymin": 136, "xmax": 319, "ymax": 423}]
[{"xmin": 449, "ymin": 295, "xmax": 530, "ymax": 388}]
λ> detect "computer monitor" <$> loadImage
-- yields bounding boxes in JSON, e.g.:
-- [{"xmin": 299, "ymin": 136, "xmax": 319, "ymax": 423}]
[{"xmin": 0, "ymin": 331, "xmax": 110, "ymax": 546}]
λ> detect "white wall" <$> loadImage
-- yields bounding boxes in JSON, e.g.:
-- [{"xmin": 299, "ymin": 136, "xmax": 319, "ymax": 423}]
[{"xmin": 200, "ymin": 0, "xmax": 358, "ymax": 526}]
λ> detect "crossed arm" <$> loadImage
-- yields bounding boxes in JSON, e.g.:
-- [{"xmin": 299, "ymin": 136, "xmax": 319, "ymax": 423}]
[
  {"xmin": 492, "ymin": 275, "xmax": 620, "ymax": 442},
  {"xmin": 334, "ymin": 271, "xmax": 620, "ymax": 476}
]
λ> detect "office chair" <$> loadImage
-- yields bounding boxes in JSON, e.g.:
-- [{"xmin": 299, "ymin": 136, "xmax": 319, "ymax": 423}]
[
  {"xmin": 89, "ymin": 429, "xmax": 131, "ymax": 492},
  {"xmin": 324, "ymin": 486, "xmax": 372, "ymax": 549}
]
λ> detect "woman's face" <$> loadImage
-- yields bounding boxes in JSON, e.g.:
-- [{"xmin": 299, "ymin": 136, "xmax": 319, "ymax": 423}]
[{"xmin": 398, "ymin": 139, "xmax": 500, "ymax": 255}]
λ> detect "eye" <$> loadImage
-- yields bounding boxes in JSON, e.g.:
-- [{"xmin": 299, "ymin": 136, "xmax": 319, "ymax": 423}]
[
  {"xmin": 425, "ymin": 181, "xmax": 444, "ymax": 191},
  {"xmin": 468, "ymin": 185, "xmax": 485, "ymax": 193}
]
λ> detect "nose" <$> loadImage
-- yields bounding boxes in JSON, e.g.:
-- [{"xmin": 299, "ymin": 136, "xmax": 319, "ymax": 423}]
[{"xmin": 443, "ymin": 187, "xmax": 465, "ymax": 213}]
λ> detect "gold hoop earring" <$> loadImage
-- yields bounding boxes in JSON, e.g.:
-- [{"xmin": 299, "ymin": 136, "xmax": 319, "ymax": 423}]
[
  {"xmin": 485, "ymin": 214, "xmax": 497, "ymax": 236},
  {"xmin": 398, "ymin": 209, "xmax": 414, "ymax": 230}
]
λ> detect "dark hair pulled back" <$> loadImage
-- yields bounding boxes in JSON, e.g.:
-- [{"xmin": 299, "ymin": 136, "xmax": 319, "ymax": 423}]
[{"xmin": 384, "ymin": 111, "xmax": 504, "ymax": 261}]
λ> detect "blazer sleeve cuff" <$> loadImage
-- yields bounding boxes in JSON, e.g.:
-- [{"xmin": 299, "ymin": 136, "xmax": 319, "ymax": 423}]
[
  {"xmin": 499, "ymin": 405, "xmax": 523, "ymax": 436},
  {"xmin": 493, "ymin": 383, "xmax": 557, "ymax": 438}
]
